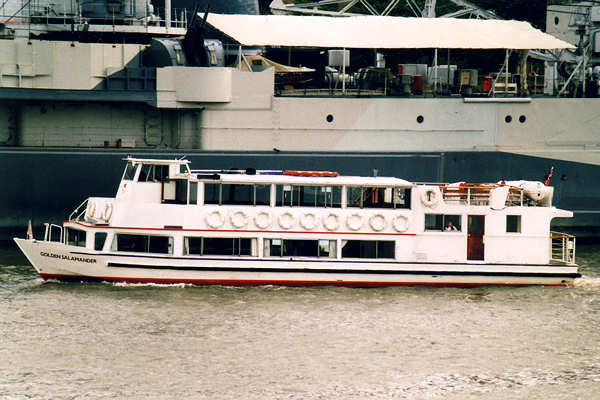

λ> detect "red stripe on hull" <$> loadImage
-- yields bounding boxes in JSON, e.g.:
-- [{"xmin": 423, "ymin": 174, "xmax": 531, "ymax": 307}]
[{"xmin": 39, "ymin": 273, "xmax": 572, "ymax": 287}]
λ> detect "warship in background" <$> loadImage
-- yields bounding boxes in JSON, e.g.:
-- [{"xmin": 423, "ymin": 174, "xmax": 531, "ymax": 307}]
[{"xmin": 1, "ymin": 0, "xmax": 599, "ymax": 240}]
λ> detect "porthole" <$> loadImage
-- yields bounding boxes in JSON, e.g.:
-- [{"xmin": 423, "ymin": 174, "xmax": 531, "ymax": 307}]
[
  {"xmin": 554, "ymin": 16, "xmax": 559, "ymax": 25},
  {"xmin": 505, "ymin": 115, "xmax": 512, "ymax": 123},
  {"xmin": 416, "ymin": 115, "xmax": 424, "ymax": 124},
  {"xmin": 519, "ymin": 115, "xmax": 526, "ymax": 123},
  {"xmin": 326, "ymin": 114, "xmax": 334, "ymax": 123}
]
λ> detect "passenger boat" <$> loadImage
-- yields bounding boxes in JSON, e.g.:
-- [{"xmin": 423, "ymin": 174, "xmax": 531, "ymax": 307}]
[{"xmin": 14, "ymin": 157, "xmax": 580, "ymax": 287}]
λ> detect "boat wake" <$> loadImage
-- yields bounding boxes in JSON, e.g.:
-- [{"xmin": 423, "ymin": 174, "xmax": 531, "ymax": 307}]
[
  {"xmin": 574, "ymin": 275, "xmax": 600, "ymax": 287},
  {"xmin": 110, "ymin": 281, "xmax": 191, "ymax": 288}
]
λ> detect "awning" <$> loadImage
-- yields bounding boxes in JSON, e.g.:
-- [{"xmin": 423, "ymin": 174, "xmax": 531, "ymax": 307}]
[{"xmin": 205, "ymin": 13, "xmax": 575, "ymax": 50}]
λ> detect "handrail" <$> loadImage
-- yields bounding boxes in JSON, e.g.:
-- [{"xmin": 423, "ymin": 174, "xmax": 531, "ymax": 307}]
[
  {"xmin": 69, "ymin": 198, "xmax": 89, "ymax": 222},
  {"xmin": 550, "ymin": 231, "xmax": 576, "ymax": 265},
  {"xmin": 43, "ymin": 223, "xmax": 63, "ymax": 243}
]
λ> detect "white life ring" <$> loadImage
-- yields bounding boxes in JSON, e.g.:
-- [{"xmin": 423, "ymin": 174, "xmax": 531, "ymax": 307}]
[
  {"xmin": 347, "ymin": 213, "xmax": 363, "ymax": 231},
  {"xmin": 300, "ymin": 213, "xmax": 318, "ymax": 230},
  {"xmin": 87, "ymin": 201, "xmax": 97, "ymax": 219},
  {"xmin": 205, "ymin": 210, "xmax": 225, "ymax": 229},
  {"xmin": 254, "ymin": 211, "xmax": 272, "ymax": 229},
  {"xmin": 421, "ymin": 187, "xmax": 440, "ymax": 207},
  {"xmin": 369, "ymin": 213, "xmax": 386, "ymax": 231},
  {"xmin": 393, "ymin": 215, "xmax": 409, "ymax": 232},
  {"xmin": 278, "ymin": 211, "xmax": 296, "ymax": 230},
  {"xmin": 102, "ymin": 202, "xmax": 113, "ymax": 221},
  {"xmin": 323, "ymin": 213, "xmax": 339, "ymax": 231},
  {"xmin": 230, "ymin": 210, "xmax": 248, "ymax": 228}
]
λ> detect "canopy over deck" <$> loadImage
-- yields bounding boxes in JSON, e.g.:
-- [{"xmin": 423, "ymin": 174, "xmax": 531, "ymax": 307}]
[{"xmin": 205, "ymin": 13, "xmax": 574, "ymax": 50}]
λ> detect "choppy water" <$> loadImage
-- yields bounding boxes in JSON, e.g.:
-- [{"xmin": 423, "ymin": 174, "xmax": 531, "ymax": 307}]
[{"xmin": 1, "ymin": 244, "xmax": 600, "ymax": 400}]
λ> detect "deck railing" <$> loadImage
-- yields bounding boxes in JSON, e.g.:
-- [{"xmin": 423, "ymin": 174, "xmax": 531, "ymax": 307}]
[
  {"xmin": 436, "ymin": 184, "xmax": 523, "ymax": 207},
  {"xmin": 550, "ymin": 231, "xmax": 576, "ymax": 265},
  {"xmin": 69, "ymin": 198, "xmax": 89, "ymax": 222}
]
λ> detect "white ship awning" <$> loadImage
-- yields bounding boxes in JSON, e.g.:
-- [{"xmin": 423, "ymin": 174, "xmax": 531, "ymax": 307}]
[{"xmin": 204, "ymin": 13, "xmax": 575, "ymax": 50}]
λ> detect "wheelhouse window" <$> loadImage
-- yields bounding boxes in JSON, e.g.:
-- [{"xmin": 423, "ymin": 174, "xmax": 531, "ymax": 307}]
[
  {"xmin": 276, "ymin": 185, "xmax": 341, "ymax": 207},
  {"xmin": 113, "ymin": 234, "xmax": 173, "ymax": 254},
  {"xmin": 94, "ymin": 232, "xmax": 107, "ymax": 251},
  {"xmin": 347, "ymin": 187, "xmax": 411, "ymax": 209},
  {"xmin": 264, "ymin": 239, "xmax": 336, "ymax": 258},
  {"xmin": 123, "ymin": 161, "xmax": 137, "ymax": 181},
  {"xmin": 185, "ymin": 237, "xmax": 252, "ymax": 256},
  {"xmin": 425, "ymin": 214, "xmax": 462, "ymax": 232},
  {"xmin": 341, "ymin": 240, "xmax": 395, "ymax": 259},
  {"xmin": 204, "ymin": 183, "xmax": 271, "ymax": 206},
  {"xmin": 139, "ymin": 164, "xmax": 169, "ymax": 182},
  {"xmin": 506, "ymin": 215, "xmax": 521, "ymax": 233},
  {"xmin": 189, "ymin": 182, "xmax": 198, "ymax": 205},
  {"xmin": 66, "ymin": 228, "xmax": 86, "ymax": 247}
]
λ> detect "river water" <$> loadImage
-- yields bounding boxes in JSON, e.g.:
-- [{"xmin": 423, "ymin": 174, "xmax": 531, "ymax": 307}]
[{"xmin": 1, "ymin": 243, "xmax": 600, "ymax": 399}]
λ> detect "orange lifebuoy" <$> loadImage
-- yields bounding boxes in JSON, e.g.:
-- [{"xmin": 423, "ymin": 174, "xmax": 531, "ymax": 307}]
[{"xmin": 284, "ymin": 170, "xmax": 339, "ymax": 177}]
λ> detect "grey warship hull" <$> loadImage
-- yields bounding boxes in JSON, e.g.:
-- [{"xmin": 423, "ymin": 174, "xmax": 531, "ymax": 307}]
[{"xmin": 1, "ymin": 1, "xmax": 599, "ymax": 239}]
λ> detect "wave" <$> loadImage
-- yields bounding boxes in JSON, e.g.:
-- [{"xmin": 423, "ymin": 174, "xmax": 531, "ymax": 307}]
[{"xmin": 574, "ymin": 275, "xmax": 600, "ymax": 287}]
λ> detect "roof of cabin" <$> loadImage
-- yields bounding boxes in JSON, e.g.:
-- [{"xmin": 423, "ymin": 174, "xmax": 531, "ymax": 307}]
[
  {"xmin": 198, "ymin": 173, "xmax": 413, "ymax": 187},
  {"xmin": 125, "ymin": 157, "xmax": 190, "ymax": 165}
]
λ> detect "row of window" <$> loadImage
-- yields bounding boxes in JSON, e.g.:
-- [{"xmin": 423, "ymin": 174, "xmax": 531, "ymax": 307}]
[
  {"xmin": 201, "ymin": 183, "xmax": 411, "ymax": 209},
  {"xmin": 67, "ymin": 230, "xmax": 395, "ymax": 259},
  {"xmin": 424, "ymin": 214, "xmax": 521, "ymax": 233}
]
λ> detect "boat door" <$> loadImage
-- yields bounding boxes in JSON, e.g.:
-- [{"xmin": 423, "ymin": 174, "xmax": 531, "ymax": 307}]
[{"xmin": 467, "ymin": 215, "xmax": 485, "ymax": 261}]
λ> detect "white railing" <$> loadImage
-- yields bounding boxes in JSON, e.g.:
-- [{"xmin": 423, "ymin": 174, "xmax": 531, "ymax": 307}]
[
  {"xmin": 69, "ymin": 198, "xmax": 89, "ymax": 222},
  {"xmin": 43, "ymin": 223, "xmax": 63, "ymax": 243},
  {"xmin": 550, "ymin": 231, "xmax": 576, "ymax": 265}
]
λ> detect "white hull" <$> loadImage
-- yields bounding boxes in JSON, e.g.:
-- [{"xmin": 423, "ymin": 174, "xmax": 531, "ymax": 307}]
[{"xmin": 14, "ymin": 238, "xmax": 580, "ymax": 287}]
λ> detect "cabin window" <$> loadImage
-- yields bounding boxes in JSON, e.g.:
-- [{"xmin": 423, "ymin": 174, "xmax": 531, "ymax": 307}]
[
  {"xmin": 425, "ymin": 214, "xmax": 462, "ymax": 231},
  {"xmin": 506, "ymin": 215, "xmax": 521, "ymax": 233},
  {"xmin": 341, "ymin": 240, "xmax": 394, "ymax": 259},
  {"xmin": 94, "ymin": 232, "xmax": 107, "ymax": 251},
  {"xmin": 113, "ymin": 234, "xmax": 173, "ymax": 254},
  {"xmin": 204, "ymin": 183, "xmax": 272, "ymax": 206},
  {"xmin": 161, "ymin": 179, "xmax": 187, "ymax": 204},
  {"xmin": 255, "ymin": 184, "xmax": 271, "ymax": 206},
  {"xmin": 276, "ymin": 185, "xmax": 341, "ymax": 207},
  {"xmin": 204, "ymin": 183, "xmax": 220, "ymax": 204},
  {"xmin": 139, "ymin": 164, "xmax": 169, "ymax": 182},
  {"xmin": 66, "ymin": 228, "xmax": 86, "ymax": 247},
  {"xmin": 189, "ymin": 182, "xmax": 198, "ymax": 204},
  {"xmin": 347, "ymin": 187, "xmax": 410, "ymax": 209},
  {"xmin": 123, "ymin": 161, "xmax": 137, "ymax": 181},
  {"xmin": 264, "ymin": 239, "xmax": 336, "ymax": 257},
  {"xmin": 222, "ymin": 184, "xmax": 253, "ymax": 205},
  {"xmin": 185, "ymin": 237, "xmax": 252, "ymax": 256}
]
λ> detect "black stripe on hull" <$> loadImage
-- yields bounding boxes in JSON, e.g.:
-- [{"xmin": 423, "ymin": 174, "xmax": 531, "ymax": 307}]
[{"xmin": 106, "ymin": 262, "xmax": 581, "ymax": 279}]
